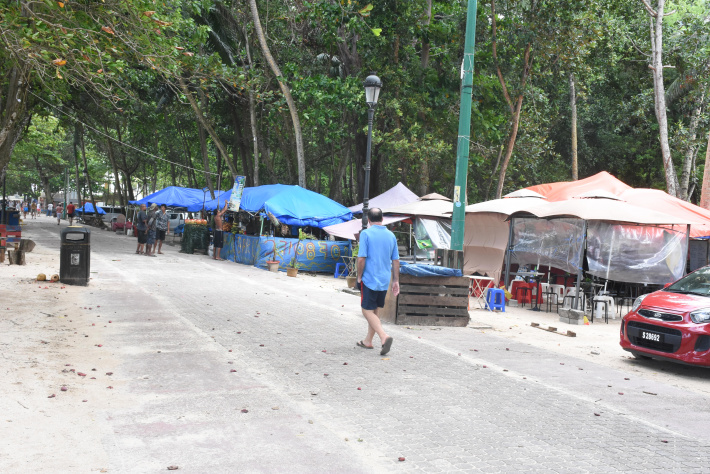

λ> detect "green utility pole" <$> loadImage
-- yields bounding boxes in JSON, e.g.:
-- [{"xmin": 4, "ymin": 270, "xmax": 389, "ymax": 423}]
[{"xmin": 450, "ymin": 0, "xmax": 478, "ymax": 251}]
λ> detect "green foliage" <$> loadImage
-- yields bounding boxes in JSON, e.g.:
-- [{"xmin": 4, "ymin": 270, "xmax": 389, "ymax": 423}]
[{"xmin": 2, "ymin": 0, "xmax": 709, "ymax": 206}]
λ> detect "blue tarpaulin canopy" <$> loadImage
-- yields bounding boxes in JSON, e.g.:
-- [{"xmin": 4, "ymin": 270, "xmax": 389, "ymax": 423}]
[
  {"xmin": 130, "ymin": 186, "xmax": 224, "ymax": 209},
  {"xmin": 76, "ymin": 203, "xmax": 106, "ymax": 214},
  {"xmin": 202, "ymin": 184, "xmax": 351, "ymax": 228}
]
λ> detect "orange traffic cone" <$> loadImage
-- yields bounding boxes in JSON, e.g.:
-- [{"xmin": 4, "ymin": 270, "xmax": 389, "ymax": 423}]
[{"xmin": 583, "ymin": 315, "xmax": 590, "ymax": 325}]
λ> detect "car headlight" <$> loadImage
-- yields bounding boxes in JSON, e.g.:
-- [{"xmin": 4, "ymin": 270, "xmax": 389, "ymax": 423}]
[
  {"xmin": 690, "ymin": 308, "xmax": 710, "ymax": 324},
  {"xmin": 631, "ymin": 294, "xmax": 649, "ymax": 313}
]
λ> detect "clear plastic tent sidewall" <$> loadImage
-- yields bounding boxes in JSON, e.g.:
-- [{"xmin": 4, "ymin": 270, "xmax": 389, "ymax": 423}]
[
  {"xmin": 586, "ymin": 222, "xmax": 688, "ymax": 285},
  {"xmin": 510, "ymin": 218, "xmax": 585, "ymax": 275}
]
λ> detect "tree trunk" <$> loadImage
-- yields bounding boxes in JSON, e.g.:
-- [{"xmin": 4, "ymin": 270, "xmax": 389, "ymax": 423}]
[
  {"xmin": 177, "ymin": 77, "xmax": 237, "ymax": 178},
  {"xmin": 329, "ymin": 136, "xmax": 352, "ymax": 203},
  {"xmin": 231, "ymin": 106, "xmax": 253, "ymax": 186},
  {"xmin": 249, "ymin": 88, "xmax": 260, "ymax": 187},
  {"xmin": 491, "ymin": 1, "xmax": 533, "ymax": 199},
  {"xmin": 495, "ymin": 95, "xmax": 525, "ymax": 199},
  {"xmin": 421, "ymin": 0, "xmax": 432, "ymax": 69},
  {"xmin": 77, "ymin": 123, "xmax": 99, "ymax": 216},
  {"xmin": 485, "ymin": 143, "xmax": 505, "ymax": 200},
  {"xmin": 197, "ymin": 122, "xmax": 215, "ymax": 199},
  {"xmin": 176, "ymin": 116, "xmax": 198, "ymax": 188},
  {"xmin": 679, "ymin": 91, "xmax": 705, "ymax": 201},
  {"xmin": 699, "ymin": 130, "xmax": 710, "ymax": 209},
  {"xmin": 569, "ymin": 72, "xmax": 579, "ymax": 181},
  {"xmin": 645, "ymin": 1, "xmax": 679, "ymax": 196},
  {"xmin": 0, "ymin": 65, "xmax": 31, "ymax": 174},
  {"xmin": 102, "ymin": 122, "xmax": 125, "ymax": 208},
  {"xmin": 32, "ymin": 155, "xmax": 52, "ymax": 208},
  {"xmin": 72, "ymin": 127, "xmax": 83, "ymax": 206},
  {"xmin": 248, "ymin": 0, "xmax": 306, "ymax": 188}
]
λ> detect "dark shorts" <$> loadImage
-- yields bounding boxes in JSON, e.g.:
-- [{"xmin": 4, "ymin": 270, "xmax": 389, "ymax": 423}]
[
  {"xmin": 361, "ymin": 283, "xmax": 388, "ymax": 310},
  {"xmin": 156, "ymin": 229, "xmax": 166, "ymax": 241},
  {"xmin": 213, "ymin": 230, "xmax": 224, "ymax": 249},
  {"xmin": 147, "ymin": 229, "xmax": 156, "ymax": 245},
  {"xmin": 137, "ymin": 229, "xmax": 148, "ymax": 244}
]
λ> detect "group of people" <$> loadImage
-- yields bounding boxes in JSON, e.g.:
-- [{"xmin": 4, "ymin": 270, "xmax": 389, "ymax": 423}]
[
  {"xmin": 21, "ymin": 201, "xmax": 41, "ymax": 219},
  {"xmin": 134, "ymin": 203, "xmax": 170, "ymax": 256}
]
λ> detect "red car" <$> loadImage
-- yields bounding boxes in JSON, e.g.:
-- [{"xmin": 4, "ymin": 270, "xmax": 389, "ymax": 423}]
[{"xmin": 620, "ymin": 268, "xmax": 710, "ymax": 366}]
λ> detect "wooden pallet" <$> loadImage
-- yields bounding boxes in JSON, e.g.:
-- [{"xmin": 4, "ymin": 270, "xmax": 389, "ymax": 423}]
[{"xmin": 396, "ymin": 274, "xmax": 470, "ymax": 327}]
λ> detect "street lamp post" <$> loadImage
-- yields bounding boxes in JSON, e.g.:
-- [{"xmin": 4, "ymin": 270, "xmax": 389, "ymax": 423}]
[{"xmin": 361, "ymin": 74, "xmax": 383, "ymax": 232}]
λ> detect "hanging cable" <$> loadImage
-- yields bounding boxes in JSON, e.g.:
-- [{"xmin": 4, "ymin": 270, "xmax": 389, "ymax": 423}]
[{"xmin": 27, "ymin": 90, "xmax": 219, "ymax": 176}]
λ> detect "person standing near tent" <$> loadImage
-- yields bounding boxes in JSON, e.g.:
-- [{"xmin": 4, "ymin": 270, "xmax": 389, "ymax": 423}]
[
  {"xmin": 145, "ymin": 203, "xmax": 158, "ymax": 257},
  {"xmin": 66, "ymin": 201, "xmax": 75, "ymax": 225},
  {"xmin": 154, "ymin": 204, "xmax": 170, "ymax": 255},
  {"xmin": 212, "ymin": 201, "xmax": 228, "ymax": 261},
  {"xmin": 356, "ymin": 207, "xmax": 399, "ymax": 356},
  {"xmin": 135, "ymin": 203, "xmax": 148, "ymax": 255}
]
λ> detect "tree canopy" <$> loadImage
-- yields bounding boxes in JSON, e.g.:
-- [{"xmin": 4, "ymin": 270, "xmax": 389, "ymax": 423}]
[{"xmin": 1, "ymin": 0, "xmax": 709, "ymax": 207}]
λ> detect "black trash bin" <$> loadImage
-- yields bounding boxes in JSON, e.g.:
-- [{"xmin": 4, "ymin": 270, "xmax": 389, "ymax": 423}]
[{"xmin": 60, "ymin": 226, "xmax": 91, "ymax": 286}]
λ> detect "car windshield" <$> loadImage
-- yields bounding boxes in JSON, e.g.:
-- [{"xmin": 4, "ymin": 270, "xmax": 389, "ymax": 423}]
[{"xmin": 665, "ymin": 267, "xmax": 710, "ymax": 296}]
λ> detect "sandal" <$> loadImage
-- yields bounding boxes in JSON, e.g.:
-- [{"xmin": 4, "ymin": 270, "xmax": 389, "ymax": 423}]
[{"xmin": 356, "ymin": 340, "xmax": 374, "ymax": 349}]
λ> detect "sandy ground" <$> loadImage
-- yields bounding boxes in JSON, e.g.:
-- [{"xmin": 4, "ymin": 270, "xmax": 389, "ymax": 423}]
[{"xmin": 3, "ymin": 216, "xmax": 710, "ymax": 472}]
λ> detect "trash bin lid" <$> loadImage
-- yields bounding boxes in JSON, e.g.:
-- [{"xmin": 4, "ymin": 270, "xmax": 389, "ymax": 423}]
[{"xmin": 61, "ymin": 226, "xmax": 91, "ymax": 242}]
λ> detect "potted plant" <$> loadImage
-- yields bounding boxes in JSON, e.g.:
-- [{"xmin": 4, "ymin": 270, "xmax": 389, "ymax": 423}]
[
  {"xmin": 266, "ymin": 242, "xmax": 280, "ymax": 272},
  {"xmin": 286, "ymin": 257, "xmax": 300, "ymax": 277}
]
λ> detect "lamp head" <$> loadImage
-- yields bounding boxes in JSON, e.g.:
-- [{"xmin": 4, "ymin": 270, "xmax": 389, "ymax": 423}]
[{"xmin": 363, "ymin": 74, "xmax": 383, "ymax": 107}]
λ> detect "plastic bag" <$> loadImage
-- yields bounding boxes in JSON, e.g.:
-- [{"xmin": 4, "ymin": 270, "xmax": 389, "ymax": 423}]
[{"xmin": 208, "ymin": 243, "xmax": 214, "ymax": 257}]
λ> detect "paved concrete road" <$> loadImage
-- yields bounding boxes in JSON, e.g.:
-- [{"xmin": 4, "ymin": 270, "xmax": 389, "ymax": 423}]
[{"xmin": 4, "ymin": 219, "xmax": 710, "ymax": 473}]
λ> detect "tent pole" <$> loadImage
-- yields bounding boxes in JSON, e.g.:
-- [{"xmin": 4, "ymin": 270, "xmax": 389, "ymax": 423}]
[
  {"xmin": 504, "ymin": 217, "xmax": 514, "ymax": 288},
  {"xmin": 574, "ymin": 221, "xmax": 588, "ymax": 310},
  {"xmin": 684, "ymin": 224, "xmax": 691, "ymax": 276}
]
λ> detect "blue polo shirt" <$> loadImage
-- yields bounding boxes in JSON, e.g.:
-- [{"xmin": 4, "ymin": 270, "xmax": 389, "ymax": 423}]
[{"xmin": 358, "ymin": 224, "xmax": 399, "ymax": 291}]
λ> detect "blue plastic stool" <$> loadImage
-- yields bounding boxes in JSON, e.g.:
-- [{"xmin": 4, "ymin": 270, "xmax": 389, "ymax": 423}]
[
  {"xmin": 334, "ymin": 263, "xmax": 348, "ymax": 278},
  {"xmin": 485, "ymin": 288, "xmax": 506, "ymax": 312}
]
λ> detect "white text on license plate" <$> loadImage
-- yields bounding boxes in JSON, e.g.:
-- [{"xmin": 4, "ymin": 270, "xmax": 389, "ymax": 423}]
[{"xmin": 641, "ymin": 331, "xmax": 661, "ymax": 342}]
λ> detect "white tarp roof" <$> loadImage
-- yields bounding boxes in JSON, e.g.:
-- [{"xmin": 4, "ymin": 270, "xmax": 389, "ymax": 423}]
[
  {"xmin": 323, "ymin": 215, "xmax": 408, "ymax": 241},
  {"xmin": 349, "ymin": 182, "xmax": 419, "ymax": 214},
  {"xmin": 383, "ymin": 199, "xmax": 453, "ymax": 218}
]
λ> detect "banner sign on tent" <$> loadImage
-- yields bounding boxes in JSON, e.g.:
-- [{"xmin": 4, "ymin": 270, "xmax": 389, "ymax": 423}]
[
  {"xmin": 229, "ymin": 176, "xmax": 246, "ymax": 212},
  {"xmin": 221, "ymin": 234, "xmax": 350, "ymax": 273},
  {"xmin": 222, "ymin": 233, "xmax": 260, "ymax": 264},
  {"xmin": 255, "ymin": 237, "xmax": 351, "ymax": 272}
]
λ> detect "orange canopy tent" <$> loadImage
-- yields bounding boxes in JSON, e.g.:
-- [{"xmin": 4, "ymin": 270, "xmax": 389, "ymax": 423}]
[{"xmin": 526, "ymin": 172, "xmax": 710, "ymax": 238}]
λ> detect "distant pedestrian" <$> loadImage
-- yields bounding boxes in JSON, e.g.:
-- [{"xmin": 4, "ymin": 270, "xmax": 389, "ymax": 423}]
[
  {"xmin": 145, "ymin": 203, "xmax": 158, "ymax": 257},
  {"xmin": 22, "ymin": 202, "xmax": 28, "ymax": 219},
  {"xmin": 56, "ymin": 204, "xmax": 63, "ymax": 225},
  {"xmin": 154, "ymin": 204, "xmax": 169, "ymax": 255},
  {"xmin": 212, "ymin": 201, "xmax": 228, "ymax": 261},
  {"xmin": 135, "ymin": 203, "xmax": 148, "ymax": 255},
  {"xmin": 66, "ymin": 202, "xmax": 76, "ymax": 225},
  {"xmin": 356, "ymin": 207, "xmax": 399, "ymax": 355},
  {"xmin": 30, "ymin": 201, "xmax": 36, "ymax": 219},
  {"xmin": 48, "ymin": 202, "xmax": 53, "ymax": 217}
]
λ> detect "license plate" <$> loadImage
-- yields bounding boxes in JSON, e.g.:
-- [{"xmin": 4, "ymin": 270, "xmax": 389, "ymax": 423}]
[{"xmin": 641, "ymin": 330, "xmax": 663, "ymax": 343}]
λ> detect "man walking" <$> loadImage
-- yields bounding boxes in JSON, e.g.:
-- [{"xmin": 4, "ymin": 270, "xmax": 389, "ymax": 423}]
[
  {"xmin": 154, "ymin": 204, "xmax": 170, "ymax": 255},
  {"xmin": 212, "ymin": 201, "xmax": 228, "ymax": 261},
  {"xmin": 66, "ymin": 201, "xmax": 76, "ymax": 225},
  {"xmin": 135, "ymin": 203, "xmax": 148, "ymax": 255},
  {"xmin": 356, "ymin": 207, "xmax": 399, "ymax": 355},
  {"xmin": 55, "ymin": 203, "xmax": 63, "ymax": 225}
]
